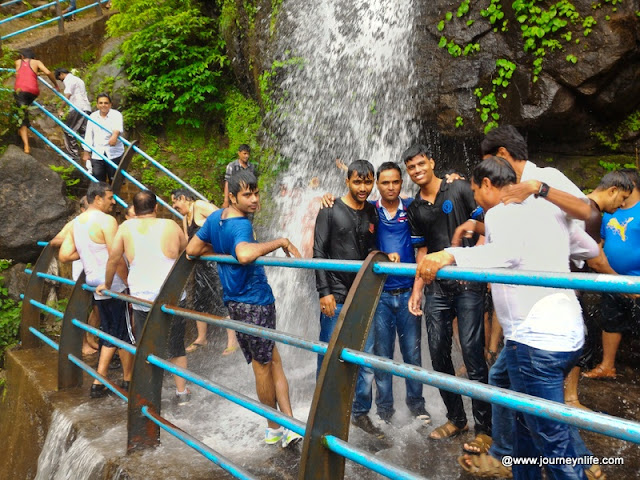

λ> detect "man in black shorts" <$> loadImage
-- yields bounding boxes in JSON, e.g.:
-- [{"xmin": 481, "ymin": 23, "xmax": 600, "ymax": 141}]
[
  {"xmin": 59, "ymin": 182, "xmax": 134, "ymax": 397},
  {"xmin": 97, "ymin": 191, "xmax": 190, "ymax": 404},
  {"xmin": 186, "ymin": 170, "xmax": 303, "ymax": 447}
]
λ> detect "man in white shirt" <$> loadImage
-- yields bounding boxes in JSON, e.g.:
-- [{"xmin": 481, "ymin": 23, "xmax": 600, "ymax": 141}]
[
  {"xmin": 83, "ymin": 93, "xmax": 125, "ymax": 183},
  {"xmin": 419, "ymin": 157, "xmax": 598, "ymax": 480},
  {"xmin": 55, "ymin": 68, "xmax": 92, "ymax": 161}
]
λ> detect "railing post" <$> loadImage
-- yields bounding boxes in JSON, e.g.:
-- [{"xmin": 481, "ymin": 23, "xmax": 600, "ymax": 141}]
[
  {"xmin": 127, "ymin": 252, "xmax": 194, "ymax": 452},
  {"xmin": 55, "ymin": 0, "xmax": 64, "ymax": 34},
  {"xmin": 95, "ymin": 0, "xmax": 103, "ymax": 17},
  {"xmin": 20, "ymin": 245, "xmax": 57, "ymax": 349},
  {"xmin": 299, "ymin": 251, "xmax": 388, "ymax": 480},
  {"xmin": 110, "ymin": 139, "xmax": 136, "ymax": 195},
  {"xmin": 57, "ymin": 271, "xmax": 93, "ymax": 389}
]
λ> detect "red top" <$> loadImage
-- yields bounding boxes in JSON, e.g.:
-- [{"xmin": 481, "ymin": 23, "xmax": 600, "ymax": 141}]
[{"xmin": 14, "ymin": 59, "xmax": 39, "ymax": 96}]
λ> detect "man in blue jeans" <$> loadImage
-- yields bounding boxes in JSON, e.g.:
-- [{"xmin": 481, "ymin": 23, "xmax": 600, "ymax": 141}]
[
  {"xmin": 370, "ymin": 162, "xmax": 430, "ymax": 425},
  {"xmin": 405, "ymin": 144, "xmax": 491, "ymax": 442},
  {"xmin": 313, "ymin": 160, "xmax": 379, "ymax": 437},
  {"xmin": 419, "ymin": 156, "xmax": 598, "ymax": 480}
]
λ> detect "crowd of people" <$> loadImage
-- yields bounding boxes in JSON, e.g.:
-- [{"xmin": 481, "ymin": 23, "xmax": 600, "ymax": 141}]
[{"xmin": 29, "ymin": 43, "xmax": 636, "ymax": 474}]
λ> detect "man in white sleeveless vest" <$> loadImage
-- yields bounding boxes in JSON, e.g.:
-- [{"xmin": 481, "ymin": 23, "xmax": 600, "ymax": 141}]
[
  {"xmin": 97, "ymin": 190, "xmax": 190, "ymax": 404},
  {"xmin": 59, "ymin": 182, "xmax": 134, "ymax": 398}
]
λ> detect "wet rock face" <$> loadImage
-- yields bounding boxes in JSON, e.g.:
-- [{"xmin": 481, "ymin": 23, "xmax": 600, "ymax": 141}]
[
  {"xmin": 232, "ymin": 0, "xmax": 638, "ymax": 151},
  {"xmin": 411, "ymin": 0, "xmax": 640, "ymax": 145},
  {"xmin": 0, "ymin": 146, "xmax": 70, "ymax": 263}
]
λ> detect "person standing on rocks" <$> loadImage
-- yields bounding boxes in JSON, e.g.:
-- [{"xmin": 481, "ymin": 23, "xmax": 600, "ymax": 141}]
[
  {"xmin": 186, "ymin": 170, "xmax": 303, "ymax": 447},
  {"xmin": 83, "ymin": 93, "xmax": 125, "ymax": 182},
  {"xmin": 58, "ymin": 182, "xmax": 134, "ymax": 397},
  {"xmin": 97, "ymin": 190, "xmax": 191, "ymax": 405},
  {"xmin": 55, "ymin": 68, "xmax": 92, "ymax": 163},
  {"xmin": 13, "ymin": 48, "xmax": 61, "ymax": 154}
]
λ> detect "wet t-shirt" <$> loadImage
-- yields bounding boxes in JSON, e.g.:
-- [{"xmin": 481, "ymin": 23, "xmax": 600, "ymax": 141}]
[{"xmin": 313, "ymin": 198, "xmax": 378, "ymax": 302}]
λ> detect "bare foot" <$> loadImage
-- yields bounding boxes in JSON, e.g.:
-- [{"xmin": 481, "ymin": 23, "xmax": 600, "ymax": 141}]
[
  {"xmin": 565, "ymin": 398, "xmax": 591, "ymax": 411},
  {"xmin": 82, "ymin": 344, "xmax": 98, "ymax": 355}
]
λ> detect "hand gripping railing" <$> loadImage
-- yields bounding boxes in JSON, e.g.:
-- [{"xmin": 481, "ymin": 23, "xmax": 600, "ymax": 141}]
[{"xmin": 20, "ymin": 246, "xmax": 640, "ymax": 480}]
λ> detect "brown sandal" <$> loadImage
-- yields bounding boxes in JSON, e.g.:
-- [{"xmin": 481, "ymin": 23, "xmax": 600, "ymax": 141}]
[
  {"xmin": 582, "ymin": 365, "xmax": 616, "ymax": 380},
  {"xmin": 428, "ymin": 421, "xmax": 468, "ymax": 440},
  {"xmin": 458, "ymin": 453, "xmax": 512, "ymax": 478},
  {"xmin": 463, "ymin": 433, "xmax": 493, "ymax": 454}
]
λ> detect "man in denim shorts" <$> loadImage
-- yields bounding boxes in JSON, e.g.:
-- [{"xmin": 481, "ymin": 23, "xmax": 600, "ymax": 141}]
[{"xmin": 186, "ymin": 170, "xmax": 303, "ymax": 448}]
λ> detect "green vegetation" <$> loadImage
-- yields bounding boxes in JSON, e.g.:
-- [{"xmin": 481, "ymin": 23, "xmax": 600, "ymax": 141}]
[
  {"xmin": 0, "ymin": 46, "xmax": 19, "ymax": 142},
  {"xmin": 108, "ymin": 0, "xmax": 228, "ymax": 129},
  {"xmin": 474, "ymin": 59, "xmax": 516, "ymax": 133},
  {"xmin": 592, "ymin": 109, "xmax": 640, "ymax": 151},
  {"xmin": 49, "ymin": 164, "xmax": 80, "ymax": 196},
  {"xmin": 0, "ymin": 260, "xmax": 21, "ymax": 368},
  {"xmin": 436, "ymin": 0, "xmax": 624, "ymax": 130}
]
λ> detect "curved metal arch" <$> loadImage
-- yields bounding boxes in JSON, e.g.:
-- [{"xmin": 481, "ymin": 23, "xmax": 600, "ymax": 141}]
[
  {"xmin": 20, "ymin": 244, "xmax": 57, "ymax": 349},
  {"xmin": 57, "ymin": 271, "xmax": 93, "ymax": 389},
  {"xmin": 127, "ymin": 251, "xmax": 195, "ymax": 452},
  {"xmin": 299, "ymin": 251, "xmax": 388, "ymax": 480}
]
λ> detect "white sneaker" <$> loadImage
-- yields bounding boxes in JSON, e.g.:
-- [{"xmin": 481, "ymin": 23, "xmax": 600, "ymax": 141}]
[
  {"xmin": 281, "ymin": 429, "xmax": 303, "ymax": 448},
  {"xmin": 264, "ymin": 427, "xmax": 284, "ymax": 445}
]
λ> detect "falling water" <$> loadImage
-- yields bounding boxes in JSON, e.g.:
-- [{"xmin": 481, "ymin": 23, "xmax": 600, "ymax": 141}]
[
  {"xmin": 262, "ymin": 0, "xmax": 424, "ymax": 384},
  {"xmin": 36, "ymin": 410, "xmax": 106, "ymax": 480}
]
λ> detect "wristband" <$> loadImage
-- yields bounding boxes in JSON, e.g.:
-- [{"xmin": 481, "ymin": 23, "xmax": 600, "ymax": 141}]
[{"xmin": 535, "ymin": 182, "xmax": 550, "ymax": 198}]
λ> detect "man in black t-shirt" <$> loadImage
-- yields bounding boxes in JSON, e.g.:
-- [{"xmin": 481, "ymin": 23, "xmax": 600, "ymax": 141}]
[
  {"xmin": 403, "ymin": 144, "xmax": 491, "ymax": 443},
  {"xmin": 313, "ymin": 160, "xmax": 381, "ymax": 437}
]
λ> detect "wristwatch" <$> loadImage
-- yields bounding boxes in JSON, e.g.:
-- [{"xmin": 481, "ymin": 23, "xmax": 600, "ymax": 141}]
[{"xmin": 535, "ymin": 182, "xmax": 550, "ymax": 198}]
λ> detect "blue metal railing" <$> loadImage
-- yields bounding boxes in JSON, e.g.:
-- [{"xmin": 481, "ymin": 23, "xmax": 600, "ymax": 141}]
[
  {"xmin": 31, "ymin": 99, "xmax": 182, "ymax": 218},
  {"xmin": 1, "ymin": 1, "xmax": 108, "ymax": 42},
  {"xmin": 22, "ymin": 256, "xmax": 640, "ymax": 480},
  {"xmin": 1, "ymin": 0, "xmax": 24, "ymax": 8},
  {"xmin": 0, "ymin": 0, "xmax": 68, "ymax": 26}
]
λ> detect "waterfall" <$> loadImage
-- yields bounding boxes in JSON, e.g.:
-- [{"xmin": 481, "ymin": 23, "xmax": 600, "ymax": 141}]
[
  {"xmin": 260, "ymin": 0, "xmax": 424, "ymax": 399},
  {"xmin": 36, "ymin": 410, "xmax": 106, "ymax": 480}
]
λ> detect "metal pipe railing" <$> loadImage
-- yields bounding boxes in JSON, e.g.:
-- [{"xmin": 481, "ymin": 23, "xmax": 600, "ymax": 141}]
[
  {"xmin": 141, "ymin": 406, "xmax": 259, "ymax": 480},
  {"xmin": 28, "ymin": 125, "xmax": 128, "ymax": 208},
  {"xmin": 1, "ymin": 0, "xmax": 107, "ymax": 41},
  {"xmin": 0, "ymin": 0, "xmax": 69, "ymax": 25},
  {"xmin": 32, "ymin": 100, "xmax": 182, "ymax": 218}
]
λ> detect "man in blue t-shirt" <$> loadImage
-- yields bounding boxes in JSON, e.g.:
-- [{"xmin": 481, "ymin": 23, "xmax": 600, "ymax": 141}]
[
  {"xmin": 370, "ymin": 162, "xmax": 430, "ymax": 426},
  {"xmin": 584, "ymin": 168, "xmax": 640, "ymax": 380},
  {"xmin": 186, "ymin": 170, "xmax": 303, "ymax": 448}
]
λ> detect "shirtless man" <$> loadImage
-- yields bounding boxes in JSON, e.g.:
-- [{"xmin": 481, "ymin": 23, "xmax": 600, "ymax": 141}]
[
  {"xmin": 97, "ymin": 190, "xmax": 190, "ymax": 404},
  {"xmin": 50, "ymin": 196, "xmax": 99, "ymax": 355},
  {"xmin": 59, "ymin": 182, "xmax": 134, "ymax": 397},
  {"xmin": 186, "ymin": 170, "xmax": 303, "ymax": 447}
]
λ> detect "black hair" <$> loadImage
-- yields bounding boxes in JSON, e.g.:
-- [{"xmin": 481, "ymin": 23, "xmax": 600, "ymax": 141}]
[
  {"xmin": 86, "ymin": 182, "xmax": 112, "ymax": 203},
  {"xmin": 472, "ymin": 156, "xmax": 517, "ymax": 188},
  {"xmin": 96, "ymin": 92, "xmax": 112, "ymax": 103},
  {"xmin": 79, "ymin": 195, "xmax": 88, "ymax": 210},
  {"xmin": 597, "ymin": 171, "xmax": 635, "ymax": 192},
  {"xmin": 133, "ymin": 190, "xmax": 157, "ymax": 215},
  {"xmin": 170, "ymin": 188, "xmax": 196, "ymax": 201},
  {"xmin": 376, "ymin": 162, "xmax": 402, "ymax": 180},
  {"xmin": 620, "ymin": 168, "xmax": 640, "ymax": 191},
  {"xmin": 480, "ymin": 125, "xmax": 528, "ymax": 160},
  {"xmin": 238, "ymin": 144, "xmax": 251, "ymax": 153},
  {"xmin": 401, "ymin": 144, "xmax": 433, "ymax": 164},
  {"xmin": 54, "ymin": 68, "xmax": 69, "ymax": 80},
  {"xmin": 19, "ymin": 48, "xmax": 35, "ymax": 59},
  {"xmin": 228, "ymin": 170, "xmax": 258, "ymax": 196},
  {"xmin": 347, "ymin": 160, "xmax": 374, "ymax": 180}
]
